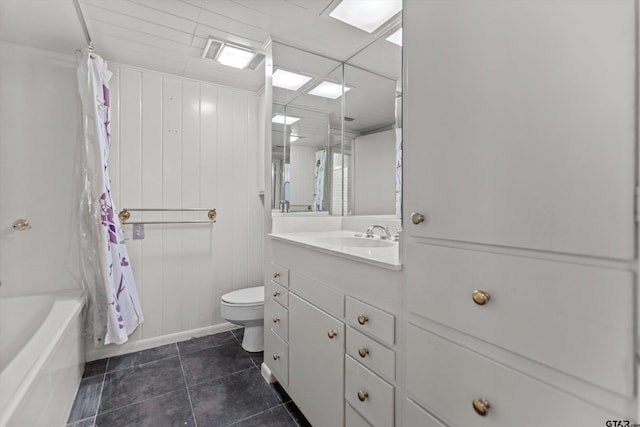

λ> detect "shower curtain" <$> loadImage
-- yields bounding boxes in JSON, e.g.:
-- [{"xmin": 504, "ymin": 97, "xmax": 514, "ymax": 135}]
[
  {"xmin": 313, "ymin": 149, "xmax": 326, "ymax": 211},
  {"xmin": 77, "ymin": 51, "xmax": 143, "ymax": 346}
]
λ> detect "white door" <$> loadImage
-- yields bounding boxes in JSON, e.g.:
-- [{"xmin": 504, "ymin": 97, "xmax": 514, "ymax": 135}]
[{"xmin": 403, "ymin": 0, "xmax": 636, "ymax": 259}]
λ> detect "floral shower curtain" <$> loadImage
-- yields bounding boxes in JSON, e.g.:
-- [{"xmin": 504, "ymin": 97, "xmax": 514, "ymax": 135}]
[{"xmin": 77, "ymin": 51, "xmax": 143, "ymax": 346}]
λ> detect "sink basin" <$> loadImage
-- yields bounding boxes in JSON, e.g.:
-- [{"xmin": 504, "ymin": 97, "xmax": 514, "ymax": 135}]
[{"xmin": 316, "ymin": 236, "xmax": 395, "ymax": 248}]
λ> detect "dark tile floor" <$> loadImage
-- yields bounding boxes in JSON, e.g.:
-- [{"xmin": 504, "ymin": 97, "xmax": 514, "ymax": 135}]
[{"xmin": 67, "ymin": 329, "xmax": 311, "ymax": 427}]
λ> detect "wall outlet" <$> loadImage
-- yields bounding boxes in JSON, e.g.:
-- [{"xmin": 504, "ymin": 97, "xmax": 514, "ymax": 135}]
[{"xmin": 132, "ymin": 223, "xmax": 145, "ymax": 240}]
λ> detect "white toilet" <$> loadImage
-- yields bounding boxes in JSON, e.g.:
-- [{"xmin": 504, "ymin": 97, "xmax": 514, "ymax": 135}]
[{"xmin": 220, "ymin": 286, "xmax": 264, "ymax": 352}]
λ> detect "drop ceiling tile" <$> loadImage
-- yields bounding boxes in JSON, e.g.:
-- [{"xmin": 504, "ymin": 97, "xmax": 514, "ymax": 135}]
[
  {"xmin": 90, "ymin": 21, "xmax": 200, "ymax": 56},
  {"xmin": 129, "ymin": 0, "xmax": 202, "ymax": 21},
  {"xmin": 81, "ymin": 0, "xmax": 197, "ymax": 34},
  {"xmin": 195, "ymin": 10, "xmax": 270, "ymax": 47},
  {"xmin": 82, "ymin": 4, "xmax": 195, "ymax": 46}
]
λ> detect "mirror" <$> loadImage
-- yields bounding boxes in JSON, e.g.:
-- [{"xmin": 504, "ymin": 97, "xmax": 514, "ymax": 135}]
[
  {"xmin": 271, "ymin": 43, "xmax": 341, "ymax": 213},
  {"xmin": 345, "ymin": 28, "xmax": 402, "ymax": 216},
  {"xmin": 271, "ymin": 25, "xmax": 402, "ymax": 216}
]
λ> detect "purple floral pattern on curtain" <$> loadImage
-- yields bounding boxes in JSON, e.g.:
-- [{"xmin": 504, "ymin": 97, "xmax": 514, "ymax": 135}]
[{"xmin": 79, "ymin": 53, "xmax": 143, "ymax": 345}]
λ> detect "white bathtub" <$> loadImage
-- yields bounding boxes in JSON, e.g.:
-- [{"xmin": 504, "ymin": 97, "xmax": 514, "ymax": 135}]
[{"xmin": 0, "ymin": 290, "xmax": 85, "ymax": 427}]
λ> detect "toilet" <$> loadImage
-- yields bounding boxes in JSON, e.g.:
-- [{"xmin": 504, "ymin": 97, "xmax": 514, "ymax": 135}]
[{"xmin": 220, "ymin": 286, "xmax": 264, "ymax": 352}]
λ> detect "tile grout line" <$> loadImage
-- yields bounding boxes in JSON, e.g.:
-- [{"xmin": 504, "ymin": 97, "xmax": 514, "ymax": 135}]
[
  {"xmin": 176, "ymin": 343, "xmax": 199, "ymax": 427},
  {"xmin": 224, "ymin": 403, "xmax": 289, "ymax": 427},
  {"xmin": 92, "ymin": 358, "xmax": 109, "ymax": 423}
]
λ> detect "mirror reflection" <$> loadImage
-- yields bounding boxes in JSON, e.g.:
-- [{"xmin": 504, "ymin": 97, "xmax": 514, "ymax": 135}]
[{"xmin": 271, "ymin": 25, "xmax": 401, "ymax": 216}]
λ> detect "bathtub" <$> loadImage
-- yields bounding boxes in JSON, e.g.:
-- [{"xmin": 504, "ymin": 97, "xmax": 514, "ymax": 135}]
[{"xmin": 0, "ymin": 290, "xmax": 85, "ymax": 427}]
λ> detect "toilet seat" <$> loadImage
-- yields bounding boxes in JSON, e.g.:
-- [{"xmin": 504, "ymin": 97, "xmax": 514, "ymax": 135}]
[{"xmin": 221, "ymin": 286, "xmax": 264, "ymax": 307}]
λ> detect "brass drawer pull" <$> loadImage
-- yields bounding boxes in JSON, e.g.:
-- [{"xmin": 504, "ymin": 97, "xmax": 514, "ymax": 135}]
[
  {"xmin": 272, "ymin": 354, "xmax": 280, "ymax": 360},
  {"xmin": 411, "ymin": 212, "xmax": 425, "ymax": 224},
  {"xmin": 272, "ymin": 290, "xmax": 280, "ymax": 297},
  {"xmin": 472, "ymin": 290, "xmax": 491, "ymax": 306},
  {"xmin": 472, "ymin": 398, "xmax": 490, "ymax": 416},
  {"xmin": 357, "ymin": 390, "xmax": 369, "ymax": 402},
  {"xmin": 273, "ymin": 272, "xmax": 281, "ymax": 278},
  {"xmin": 327, "ymin": 329, "xmax": 337, "ymax": 339},
  {"xmin": 272, "ymin": 316, "xmax": 280, "ymax": 323},
  {"xmin": 357, "ymin": 314, "xmax": 368, "ymax": 325},
  {"xmin": 358, "ymin": 347, "xmax": 369, "ymax": 358}
]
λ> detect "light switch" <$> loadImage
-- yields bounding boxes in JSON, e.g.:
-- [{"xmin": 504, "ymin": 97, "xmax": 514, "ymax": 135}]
[{"xmin": 133, "ymin": 223, "xmax": 145, "ymax": 240}]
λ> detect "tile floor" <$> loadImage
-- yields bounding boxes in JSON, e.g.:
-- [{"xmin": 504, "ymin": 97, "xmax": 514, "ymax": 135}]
[{"xmin": 67, "ymin": 329, "xmax": 311, "ymax": 427}]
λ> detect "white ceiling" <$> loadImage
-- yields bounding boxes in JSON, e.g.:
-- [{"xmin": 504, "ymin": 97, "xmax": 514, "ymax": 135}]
[{"xmin": 0, "ymin": 0, "xmax": 401, "ymax": 132}]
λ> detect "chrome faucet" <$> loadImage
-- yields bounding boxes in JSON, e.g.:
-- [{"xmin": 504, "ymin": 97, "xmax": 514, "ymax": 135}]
[{"xmin": 365, "ymin": 225, "xmax": 391, "ymax": 240}]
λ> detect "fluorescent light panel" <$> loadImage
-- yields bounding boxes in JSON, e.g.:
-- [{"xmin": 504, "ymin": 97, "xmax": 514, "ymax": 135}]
[
  {"xmin": 329, "ymin": 0, "xmax": 402, "ymax": 33},
  {"xmin": 272, "ymin": 114, "xmax": 300, "ymax": 125},
  {"xmin": 386, "ymin": 28, "xmax": 402, "ymax": 46},
  {"xmin": 273, "ymin": 69, "xmax": 313, "ymax": 91},
  {"xmin": 216, "ymin": 45, "xmax": 255, "ymax": 69},
  {"xmin": 308, "ymin": 81, "xmax": 351, "ymax": 99}
]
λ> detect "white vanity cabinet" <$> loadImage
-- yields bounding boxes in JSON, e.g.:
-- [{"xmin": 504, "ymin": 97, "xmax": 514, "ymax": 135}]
[
  {"xmin": 402, "ymin": 0, "xmax": 638, "ymax": 425},
  {"xmin": 264, "ymin": 238, "xmax": 403, "ymax": 426}
]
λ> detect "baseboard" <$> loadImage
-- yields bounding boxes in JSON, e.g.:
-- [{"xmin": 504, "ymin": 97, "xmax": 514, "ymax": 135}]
[{"xmin": 85, "ymin": 322, "xmax": 240, "ymax": 362}]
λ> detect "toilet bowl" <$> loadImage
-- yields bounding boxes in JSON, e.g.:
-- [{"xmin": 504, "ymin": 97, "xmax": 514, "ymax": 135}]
[{"xmin": 221, "ymin": 286, "xmax": 264, "ymax": 352}]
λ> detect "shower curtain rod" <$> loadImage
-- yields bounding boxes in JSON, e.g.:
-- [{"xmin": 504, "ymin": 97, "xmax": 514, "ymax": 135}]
[{"xmin": 72, "ymin": 0, "xmax": 93, "ymax": 48}]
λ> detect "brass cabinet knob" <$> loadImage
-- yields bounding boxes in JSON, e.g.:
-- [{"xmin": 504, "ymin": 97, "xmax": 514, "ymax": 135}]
[
  {"xmin": 272, "ymin": 316, "xmax": 280, "ymax": 323},
  {"xmin": 472, "ymin": 398, "xmax": 490, "ymax": 416},
  {"xmin": 472, "ymin": 290, "xmax": 491, "ymax": 306},
  {"xmin": 357, "ymin": 314, "xmax": 368, "ymax": 325},
  {"xmin": 272, "ymin": 354, "xmax": 280, "ymax": 360},
  {"xmin": 410, "ymin": 212, "xmax": 425, "ymax": 225},
  {"xmin": 358, "ymin": 347, "xmax": 369, "ymax": 358},
  {"xmin": 357, "ymin": 391, "xmax": 369, "ymax": 402},
  {"xmin": 272, "ymin": 290, "xmax": 280, "ymax": 297},
  {"xmin": 327, "ymin": 329, "xmax": 337, "ymax": 339},
  {"xmin": 273, "ymin": 272, "xmax": 281, "ymax": 278}
]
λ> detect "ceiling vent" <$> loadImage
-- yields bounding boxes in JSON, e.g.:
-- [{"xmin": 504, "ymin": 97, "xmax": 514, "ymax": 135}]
[{"xmin": 202, "ymin": 38, "xmax": 265, "ymax": 71}]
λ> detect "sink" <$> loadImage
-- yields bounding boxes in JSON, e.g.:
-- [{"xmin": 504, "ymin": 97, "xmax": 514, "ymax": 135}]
[{"xmin": 316, "ymin": 236, "xmax": 395, "ymax": 248}]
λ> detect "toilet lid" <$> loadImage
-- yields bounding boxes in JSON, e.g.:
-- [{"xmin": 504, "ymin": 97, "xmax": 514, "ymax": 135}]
[{"xmin": 221, "ymin": 286, "xmax": 264, "ymax": 305}]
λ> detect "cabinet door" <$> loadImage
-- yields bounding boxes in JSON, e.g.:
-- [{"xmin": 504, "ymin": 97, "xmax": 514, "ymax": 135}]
[
  {"xmin": 289, "ymin": 294, "xmax": 345, "ymax": 427},
  {"xmin": 403, "ymin": 0, "xmax": 635, "ymax": 259}
]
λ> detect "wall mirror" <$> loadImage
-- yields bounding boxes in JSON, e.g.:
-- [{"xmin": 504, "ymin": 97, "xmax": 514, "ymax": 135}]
[{"xmin": 271, "ymin": 25, "xmax": 402, "ymax": 216}]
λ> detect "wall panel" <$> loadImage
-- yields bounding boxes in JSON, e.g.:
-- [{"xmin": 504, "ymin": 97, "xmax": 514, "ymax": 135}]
[{"xmin": 93, "ymin": 64, "xmax": 262, "ymax": 358}]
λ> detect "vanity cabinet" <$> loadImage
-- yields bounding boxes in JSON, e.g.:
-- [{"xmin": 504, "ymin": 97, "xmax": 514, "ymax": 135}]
[
  {"xmin": 264, "ymin": 240, "xmax": 402, "ymax": 426},
  {"xmin": 402, "ymin": 0, "xmax": 638, "ymax": 425}
]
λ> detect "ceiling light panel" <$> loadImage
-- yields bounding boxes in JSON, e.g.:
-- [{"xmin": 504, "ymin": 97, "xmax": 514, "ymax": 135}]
[
  {"xmin": 329, "ymin": 0, "xmax": 402, "ymax": 33},
  {"xmin": 272, "ymin": 114, "xmax": 301, "ymax": 125},
  {"xmin": 308, "ymin": 81, "xmax": 351, "ymax": 99},
  {"xmin": 216, "ymin": 45, "xmax": 255, "ymax": 69},
  {"xmin": 273, "ymin": 69, "xmax": 313, "ymax": 91},
  {"xmin": 386, "ymin": 28, "xmax": 402, "ymax": 46}
]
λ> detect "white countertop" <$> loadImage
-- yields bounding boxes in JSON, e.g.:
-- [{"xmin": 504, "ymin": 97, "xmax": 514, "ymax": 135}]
[{"xmin": 269, "ymin": 230, "xmax": 402, "ymax": 271}]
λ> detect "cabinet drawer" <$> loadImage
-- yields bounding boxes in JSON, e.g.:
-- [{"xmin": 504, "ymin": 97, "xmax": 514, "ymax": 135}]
[
  {"xmin": 264, "ymin": 330, "xmax": 288, "ymax": 386},
  {"xmin": 345, "ymin": 356, "xmax": 394, "ymax": 427},
  {"xmin": 270, "ymin": 262, "xmax": 289, "ymax": 287},
  {"xmin": 406, "ymin": 244, "xmax": 634, "ymax": 396},
  {"xmin": 266, "ymin": 280, "xmax": 289, "ymax": 307},
  {"xmin": 346, "ymin": 327, "xmax": 395, "ymax": 381},
  {"xmin": 346, "ymin": 403, "xmax": 372, "ymax": 427},
  {"xmin": 291, "ymin": 272, "xmax": 344, "ymax": 318},
  {"xmin": 405, "ymin": 399, "xmax": 447, "ymax": 427},
  {"xmin": 265, "ymin": 299, "xmax": 289, "ymax": 341},
  {"xmin": 346, "ymin": 297, "xmax": 395, "ymax": 345},
  {"xmin": 406, "ymin": 324, "xmax": 622, "ymax": 426}
]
